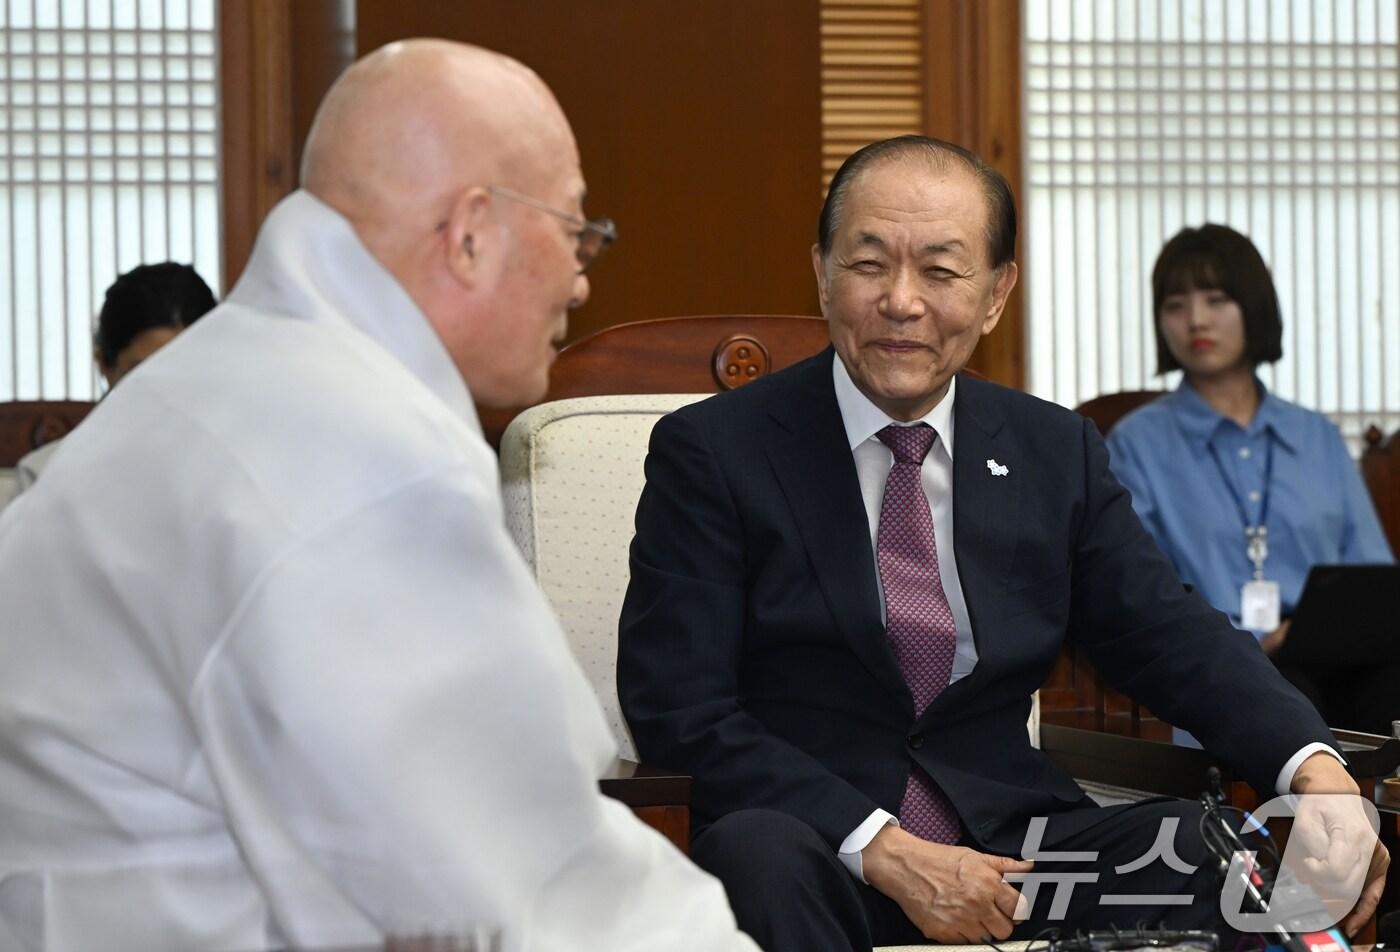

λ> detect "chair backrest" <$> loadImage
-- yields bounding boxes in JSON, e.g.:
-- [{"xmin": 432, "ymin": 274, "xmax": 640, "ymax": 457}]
[
  {"xmin": 1052, "ymin": 390, "xmax": 1172, "ymax": 736},
  {"xmin": 479, "ymin": 314, "xmax": 831, "ymax": 446},
  {"xmin": 501, "ymin": 391, "xmax": 1043, "ymax": 759},
  {"xmin": 497, "ymin": 315, "xmax": 1041, "ymax": 759},
  {"xmin": 502, "ymin": 395, "xmax": 709, "ymax": 760},
  {"xmin": 0, "ymin": 400, "xmax": 96, "ymax": 511},
  {"xmin": 1361, "ymin": 425, "xmax": 1400, "ymax": 555},
  {"xmin": 0, "ymin": 400, "xmax": 96, "ymax": 467},
  {"xmin": 1073, "ymin": 390, "xmax": 1164, "ymax": 436}
]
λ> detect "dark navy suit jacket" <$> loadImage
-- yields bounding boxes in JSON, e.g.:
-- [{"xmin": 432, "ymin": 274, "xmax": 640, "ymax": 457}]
[{"xmin": 617, "ymin": 348, "xmax": 1334, "ymax": 855}]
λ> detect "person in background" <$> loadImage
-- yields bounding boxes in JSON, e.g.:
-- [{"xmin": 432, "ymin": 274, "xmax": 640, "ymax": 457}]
[
  {"xmin": 1107, "ymin": 223, "xmax": 1396, "ymax": 737},
  {"xmin": 0, "ymin": 39, "xmax": 755, "ymax": 952},
  {"xmin": 13, "ymin": 261, "xmax": 216, "ymax": 494}
]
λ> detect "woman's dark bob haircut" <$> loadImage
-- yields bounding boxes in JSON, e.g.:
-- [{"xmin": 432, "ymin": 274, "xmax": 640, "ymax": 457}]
[{"xmin": 1152, "ymin": 223, "xmax": 1283, "ymax": 375}]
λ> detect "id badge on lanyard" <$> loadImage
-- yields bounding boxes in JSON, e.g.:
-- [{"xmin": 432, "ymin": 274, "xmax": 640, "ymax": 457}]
[
  {"xmin": 1214, "ymin": 437, "xmax": 1278, "ymax": 632},
  {"xmin": 1240, "ymin": 526, "xmax": 1279, "ymax": 631}
]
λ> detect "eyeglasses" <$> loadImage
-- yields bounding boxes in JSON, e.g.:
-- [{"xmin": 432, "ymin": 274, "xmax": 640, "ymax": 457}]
[{"xmin": 487, "ymin": 186, "xmax": 616, "ymax": 275}]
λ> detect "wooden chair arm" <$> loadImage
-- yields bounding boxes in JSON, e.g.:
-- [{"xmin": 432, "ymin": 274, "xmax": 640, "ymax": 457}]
[
  {"xmin": 598, "ymin": 758, "xmax": 693, "ymax": 807},
  {"xmin": 598, "ymin": 759, "xmax": 693, "ymax": 854},
  {"xmin": 1040, "ymin": 723, "xmax": 1237, "ymax": 801}
]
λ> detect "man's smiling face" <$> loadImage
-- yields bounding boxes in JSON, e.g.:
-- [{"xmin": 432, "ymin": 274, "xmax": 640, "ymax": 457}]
[{"xmin": 813, "ymin": 157, "xmax": 1017, "ymax": 421}]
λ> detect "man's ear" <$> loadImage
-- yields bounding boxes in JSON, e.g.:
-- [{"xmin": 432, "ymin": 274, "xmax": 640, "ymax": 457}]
[
  {"xmin": 980, "ymin": 261, "xmax": 1019, "ymax": 338},
  {"xmin": 810, "ymin": 243, "xmax": 830, "ymax": 317},
  {"xmin": 443, "ymin": 187, "xmax": 493, "ymax": 288}
]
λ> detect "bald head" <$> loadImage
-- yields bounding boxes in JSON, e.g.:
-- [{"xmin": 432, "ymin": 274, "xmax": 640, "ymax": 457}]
[
  {"xmin": 297, "ymin": 40, "xmax": 593, "ymax": 409},
  {"xmin": 302, "ymin": 39, "xmax": 575, "ymax": 235}
]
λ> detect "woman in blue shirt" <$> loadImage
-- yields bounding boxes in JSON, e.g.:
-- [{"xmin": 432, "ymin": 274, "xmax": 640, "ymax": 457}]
[
  {"xmin": 12, "ymin": 262, "xmax": 217, "ymax": 496},
  {"xmin": 1107, "ymin": 224, "xmax": 1395, "ymax": 736}
]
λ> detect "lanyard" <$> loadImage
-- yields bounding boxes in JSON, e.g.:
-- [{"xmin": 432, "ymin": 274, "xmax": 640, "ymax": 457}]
[{"xmin": 1207, "ymin": 434, "xmax": 1274, "ymax": 579}]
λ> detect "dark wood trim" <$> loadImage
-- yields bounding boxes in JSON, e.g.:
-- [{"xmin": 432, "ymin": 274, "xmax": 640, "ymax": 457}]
[
  {"xmin": 597, "ymin": 759, "xmax": 692, "ymax": 809},
  {"xmin": 219, "ymin": 0, "xmax": 354, "ymax": 289},
  {"xmin": 289, "ymin": 1, "xmax": 355, "ymax": 177},
  {"xmin": 1040, "ymin": 723, "xmax": 1228, "ymax": 801},
  {"xmin": 357, "ymin": 0, "xmax": 822, "ymax": 348},
  {"xmin": 1043, "ymin": 723, "xmax": 1400, "ymax": 802},
  {"xmin": 1332, "ymin": 727, "xmax": 1397, "ymax": 747},
  {"xmin": 629, "ymin": 805, "xmax": 691, "ymax": 854},
  {"xmin": 480, "ymin": 314, "xmax": 832, "ymax": 447},
  {"xmin": 1330, "ymin": 731, "xmax": 1400, "ymax": 779},
  {"xmin": 922, "ymin": 0, "xmax": 1024, "ymax": 390},
  {"xmin": 598, "ymin": 762, "xmax": 693, "ymax": 852},
  {"xmin": 0, "ymin": 400, "xmax": 97, "ymax": 467},
  {"xmin": 219, "ymin": 0, "xmax": 295, "ymax": 290}
]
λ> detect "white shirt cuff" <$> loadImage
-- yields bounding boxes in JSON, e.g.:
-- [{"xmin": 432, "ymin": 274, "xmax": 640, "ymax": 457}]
[
  {"xmin": 1276, "ymin": 743, "xmax": 1347, "ymax": 796},
  {"xmin": 838, "ymin": 809, "xmax": 898, "ymax": 883}
]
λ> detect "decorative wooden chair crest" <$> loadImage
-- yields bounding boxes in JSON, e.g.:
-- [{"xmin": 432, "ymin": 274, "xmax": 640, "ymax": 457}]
[{"xmin": 479, "ymin": 315, "xmax": 832, "ymax": 447}]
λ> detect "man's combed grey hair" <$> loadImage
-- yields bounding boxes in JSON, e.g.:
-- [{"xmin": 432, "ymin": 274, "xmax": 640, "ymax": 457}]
[{"xmin": 818, "ymin": 135, "xmax": 1017, "ymax": 270}]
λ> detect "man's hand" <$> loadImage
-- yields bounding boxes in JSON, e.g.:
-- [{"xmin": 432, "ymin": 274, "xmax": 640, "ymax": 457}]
[
  {"xmin": 1289, "ymin": 752, "xmax": 1390, "ymax": 937},
  {"xmin": 1259, "ymin": 619, "xmax": 1291, "ymax": 655},
  {"xmin": 862, "ymin": 824, "xmax": 1033, "ymax": 943}
]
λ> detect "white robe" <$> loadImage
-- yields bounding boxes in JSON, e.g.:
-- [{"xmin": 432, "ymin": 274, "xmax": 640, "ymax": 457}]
[
  {"xmin": 0, "ymin": 191, "xmax": 756, "ymax": 952},
  {"xmin": 13, "ymin": 438, "xmax": 61, "ymax": 496}
]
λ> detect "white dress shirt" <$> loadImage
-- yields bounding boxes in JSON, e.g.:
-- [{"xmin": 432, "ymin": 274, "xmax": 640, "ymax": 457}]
[
  {"xmin": 827, "ymin": 356, "xmax": 1339, "ymax": 884},
  {"xmin": 834, "ymin": 358, "xmax": 978, "ymax": 682},
  {"xmin": 831, "ymin": 357, "xmax": 974, "ymax": 881},
  {"xmin": 0, "ymin": 191, "xmax": 757, "ymax": 952}
]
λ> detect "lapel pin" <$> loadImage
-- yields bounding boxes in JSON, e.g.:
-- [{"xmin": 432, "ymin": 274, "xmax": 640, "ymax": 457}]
[{"xmin": 986, "ymin": 459, "xmax": 1009, "ymax": 477}]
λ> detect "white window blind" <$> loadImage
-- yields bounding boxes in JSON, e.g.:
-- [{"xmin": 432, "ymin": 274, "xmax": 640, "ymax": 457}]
[
  {"xmin": 1025, "ymin": 0, "xmax": 1400, "ymax": 444},
  {"xmin": 0, "ymin": 0, "xmax": 219, "ymax": 401}
]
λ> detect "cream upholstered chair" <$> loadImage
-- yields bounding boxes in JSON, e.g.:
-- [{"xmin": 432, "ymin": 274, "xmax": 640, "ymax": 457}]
[
  {"xmin": 500, "ymin": 393, "xmax": 1041, "ymax": 952},
  {"xmin": 501, "ymin": 394, "xmax": 1042, "ymax": 764},
  {"xmin": 502, "ymin": 394, "xmax": 708, "ymax": 761}
]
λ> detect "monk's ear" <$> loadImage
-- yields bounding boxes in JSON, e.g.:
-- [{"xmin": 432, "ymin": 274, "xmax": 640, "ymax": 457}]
[{"xmin": 443, "ymin": 187, "xmax": 493, "ymax": 288}]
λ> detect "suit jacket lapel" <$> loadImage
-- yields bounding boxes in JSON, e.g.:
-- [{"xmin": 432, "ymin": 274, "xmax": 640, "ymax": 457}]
[
  {"xmin": 926, "ymin": 376, "xmax": 1023, "ymax": 714},
  {"xmin": 764, "ymin": 350, "xmax": 910, "ymax": 705}
]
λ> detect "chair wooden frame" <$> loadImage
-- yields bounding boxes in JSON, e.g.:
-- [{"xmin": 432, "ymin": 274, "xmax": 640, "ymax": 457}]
[
  {"xmin": 0, "ymin": 400, "xmax": 96, "ymax": 468},
  {"xmin": 479, "ymin": 314, "xmax": 831, "ymax": 447},
  {"xmin": 502, "ymin": 316, "xmax": 831, "ymax": 850},
  {"xmin": 1362, "ymin": 424, "xmax": 1400, "ymax": 556},
  {"xmin": 1039, "ymin": 391, "xmax": 1169, "ymax": 738}
]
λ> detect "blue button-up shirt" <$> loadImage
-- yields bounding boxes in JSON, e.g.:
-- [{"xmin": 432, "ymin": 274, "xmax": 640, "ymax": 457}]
[{"xmin": 1106, "ymin": 380, "xmax": 1394, "ymax": 638}]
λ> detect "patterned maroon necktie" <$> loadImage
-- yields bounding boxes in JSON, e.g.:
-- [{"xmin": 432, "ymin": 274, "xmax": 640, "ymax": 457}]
[{"xmin": 876, "ymin": 423, "xmax": 962, "ymax": 844}]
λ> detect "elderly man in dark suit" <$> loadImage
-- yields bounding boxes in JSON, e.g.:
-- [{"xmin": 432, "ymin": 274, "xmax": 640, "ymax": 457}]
[{"xmin": 617, "ymin": 136, "xmax": 1386, "ymax": 952}]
